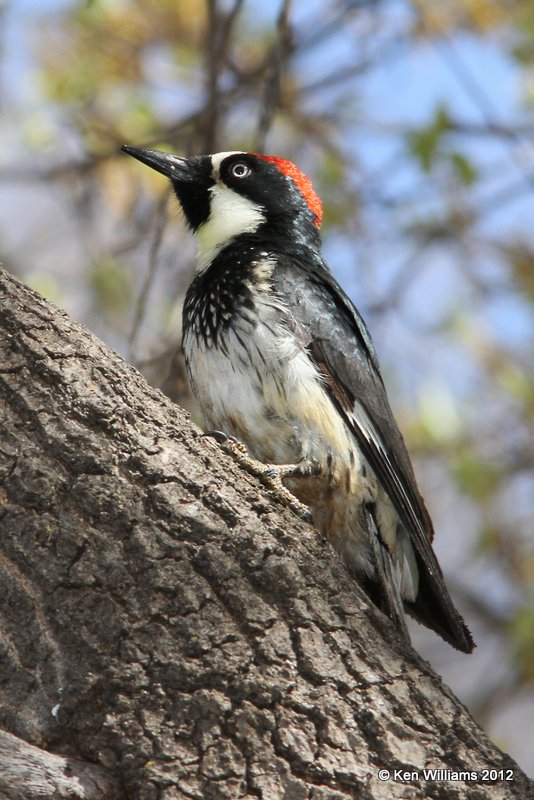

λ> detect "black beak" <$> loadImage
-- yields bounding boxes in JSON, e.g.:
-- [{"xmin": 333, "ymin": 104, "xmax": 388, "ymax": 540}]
[
  {"xmin": 121, "ymin": 145, "xmax": 196, "ymax": 182},
  {"xmin": 122, "ymin": 145, "xmax": 213, "ymax": 230}
]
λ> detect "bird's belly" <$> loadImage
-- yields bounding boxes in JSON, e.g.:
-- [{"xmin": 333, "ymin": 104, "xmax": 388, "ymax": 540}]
[
  {"xmin": 184, "ymin": 321, "xmax": 357, "ymax": 471},
  {"xmin": 184, "ymin": 320, "xmax": 385, "ymax": 579},
  {"xmin": 188, "ymin": 344, "xmax": 299, "ymax": 464}
]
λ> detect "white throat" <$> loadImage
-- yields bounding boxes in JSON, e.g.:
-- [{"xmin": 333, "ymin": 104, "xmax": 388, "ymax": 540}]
[{"xmin": 195, "ymin": 183, "xmax": 265, "ymax": 272}]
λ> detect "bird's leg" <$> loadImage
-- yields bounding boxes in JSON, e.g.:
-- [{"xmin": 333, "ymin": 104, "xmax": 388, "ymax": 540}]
[{"xmin": 202, "ymin": 430, "xmax": 317, "ymax": 522}]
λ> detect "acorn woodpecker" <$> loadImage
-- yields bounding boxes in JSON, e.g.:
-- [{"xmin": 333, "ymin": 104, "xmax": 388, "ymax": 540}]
[{"xmin": 122, "ymin": 144, "xmax": 474, "ymax": 653}]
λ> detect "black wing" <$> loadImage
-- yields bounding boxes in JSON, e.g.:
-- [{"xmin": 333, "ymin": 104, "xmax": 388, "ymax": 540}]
[{"xmin": 274, "ymin": 255, "xmax": 474, "ymax": 653}]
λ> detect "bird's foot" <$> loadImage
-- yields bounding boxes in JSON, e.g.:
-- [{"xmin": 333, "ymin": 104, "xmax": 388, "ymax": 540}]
[{"xmin": 203, "ymin": 430, "xmax": 315, "ymax": 522}]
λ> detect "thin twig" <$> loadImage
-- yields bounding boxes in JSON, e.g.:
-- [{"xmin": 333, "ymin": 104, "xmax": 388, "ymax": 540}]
[
  {"xmin": 255, "ymin": 0, "xmax": 293, "ymax": 151},
  {"xmin": 128, "ymin": 189, "xmax": 171, "ymax": 359},
  {"xmin": 202, "ymin": 0, "xmax": 245, "ymax": 152}
]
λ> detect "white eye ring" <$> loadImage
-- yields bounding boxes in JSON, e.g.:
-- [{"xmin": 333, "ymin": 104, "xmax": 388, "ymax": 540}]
[{"xmin": 230, "ymin": 162, "xmax": 251, "ymax": 179}]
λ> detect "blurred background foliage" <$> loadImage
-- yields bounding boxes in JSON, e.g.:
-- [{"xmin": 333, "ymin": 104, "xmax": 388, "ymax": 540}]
[{"xmin": 1, "ymin": 0, "xmax": 534, "ymax": 773}]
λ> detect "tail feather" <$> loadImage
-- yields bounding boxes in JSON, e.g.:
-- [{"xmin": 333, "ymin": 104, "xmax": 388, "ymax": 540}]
[
  {"xmin": 365, "ymin": 508, "xmax": 411, "ymax": 643},
  {"xmin": 404, "ymin": 554, "xmax": 475, "ymax": 653},
  {"xmin": 365, "ymin": 509, "xmax": 474, "ymax": 654}
]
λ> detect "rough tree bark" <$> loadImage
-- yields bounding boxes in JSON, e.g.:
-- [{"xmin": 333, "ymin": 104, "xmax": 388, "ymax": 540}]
[{"xmin": 0, "ymin": 268, "xmax": 531, "ymax": 800}]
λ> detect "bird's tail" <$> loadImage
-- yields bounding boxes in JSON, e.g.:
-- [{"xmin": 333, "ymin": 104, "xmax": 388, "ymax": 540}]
[
  {"xmin": 364, "ymin": 506, "xmax": 412, "ymax": 643},
  {"xmin": 365, "ymin": 507, "xmax": 475, "ymax": 653},
  {"xmin": 403, "ymin": 558, "xmax": 475, "ymax": 653}
]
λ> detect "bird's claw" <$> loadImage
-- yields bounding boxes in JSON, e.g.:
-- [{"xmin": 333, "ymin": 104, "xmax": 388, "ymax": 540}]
[
  {"xmin": 202, "ymin": 430, "xmax": 313, "ymax": 522},
  {"xmin": 257, "ymin": 467, "xmax": 313, "ymax": 523},
  {"xmin": 203, "ymin": 429, "xmax": 237, "ymax": 446},
  {"xmin": 203, "ymin": 429, "xmax": 250, "ymax": 458}
]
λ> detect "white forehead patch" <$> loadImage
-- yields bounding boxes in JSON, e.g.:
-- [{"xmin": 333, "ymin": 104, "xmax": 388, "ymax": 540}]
[
  {"xmin": 195, "ymin": 183, "xmax": 264, "ymax": 272},
  {"xmin": 210, "ymin": 150, "xmax": 245, "ymax": 178}
]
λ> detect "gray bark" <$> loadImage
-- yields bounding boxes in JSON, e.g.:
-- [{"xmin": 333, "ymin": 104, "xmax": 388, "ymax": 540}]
[
  {"xmin": 0, "ymin": 268, "xmax": 531, "ymax": 800},
  {"xmin": 0, "ymin": 729, "xmax": 121, "ymax": 799}
]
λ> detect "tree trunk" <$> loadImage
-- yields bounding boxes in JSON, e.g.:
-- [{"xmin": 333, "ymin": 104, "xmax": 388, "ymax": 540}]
[{"xmin": 0, "ymin": 269, "xmax": 531, "ymax": 800}]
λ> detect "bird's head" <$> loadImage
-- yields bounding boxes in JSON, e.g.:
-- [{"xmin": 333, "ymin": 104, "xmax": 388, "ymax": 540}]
[{"xmin": 122, "ymin": 146, "xmax": 322, "ymax": 270}]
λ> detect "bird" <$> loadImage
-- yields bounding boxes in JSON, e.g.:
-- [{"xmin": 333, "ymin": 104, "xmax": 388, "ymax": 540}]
[{"xmin": 122, "ymin": 144, "xmax": 474, "ymax": 653}]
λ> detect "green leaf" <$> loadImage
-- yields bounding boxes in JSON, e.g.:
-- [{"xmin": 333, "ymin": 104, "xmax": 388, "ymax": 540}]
[
  {"xmin": 450, "ymin": 151, "xmax": 478, "ymax": 184},
  {"xmin": 407, "ymin": 104, "xmax": 452, "ymax": 172}
]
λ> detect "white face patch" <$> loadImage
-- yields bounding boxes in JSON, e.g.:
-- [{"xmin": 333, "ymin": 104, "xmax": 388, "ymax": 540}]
[
  {"xmin": 195, "ymin": 181, "xmax": 265, "ymax": 272},
  {"xmin": 210, "ymin": 150, "xmax": 244, "ymax": 177}
]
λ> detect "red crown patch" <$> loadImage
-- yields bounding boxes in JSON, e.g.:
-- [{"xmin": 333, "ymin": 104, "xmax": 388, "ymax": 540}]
[{"xmin": 255, "ymin": 154, "xmax": 322, "ymax": 228}]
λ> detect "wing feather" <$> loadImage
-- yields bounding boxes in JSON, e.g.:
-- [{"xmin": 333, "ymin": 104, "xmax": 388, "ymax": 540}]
[{"xmin": 274, "ymin": 256, "xmax": 474, "ymax": 652}]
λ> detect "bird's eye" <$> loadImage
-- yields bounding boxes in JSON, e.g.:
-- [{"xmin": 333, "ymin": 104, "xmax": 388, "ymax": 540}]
[{"xmin": 230, "ymin": 162, "xmax": 251, "ymax": 179}]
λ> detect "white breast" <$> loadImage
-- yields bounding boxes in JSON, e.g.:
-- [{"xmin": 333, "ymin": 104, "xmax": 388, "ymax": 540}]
[{"xmin": 183, "ymin": 294, "xmax": 354, "ymax": 467}]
